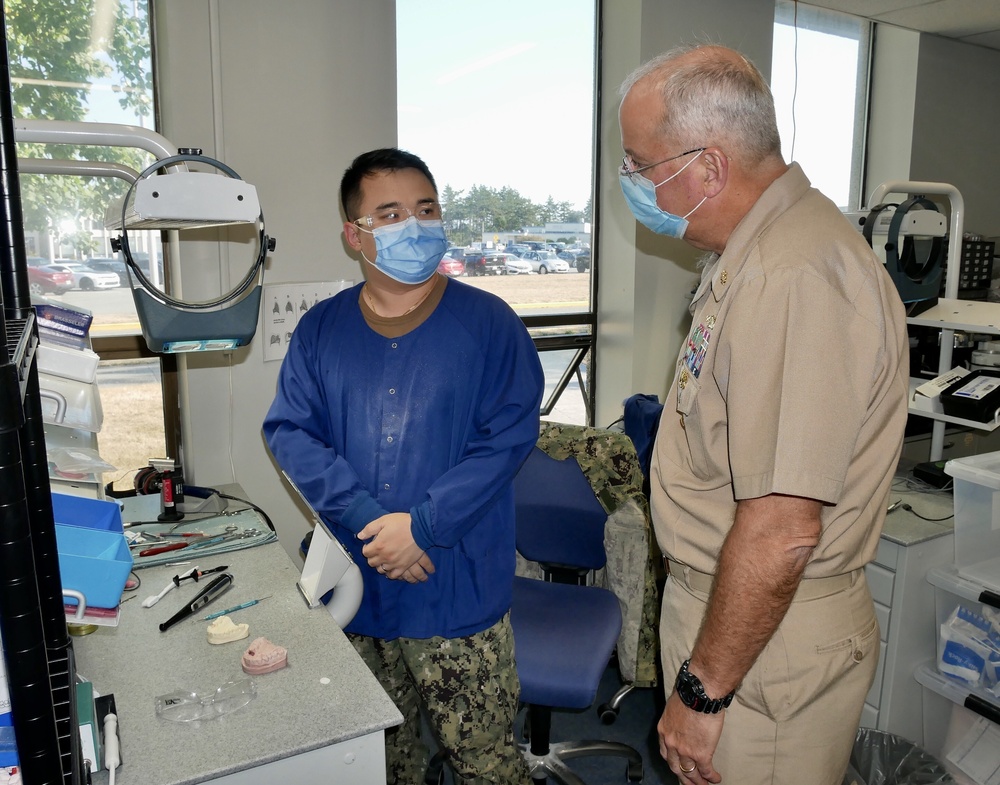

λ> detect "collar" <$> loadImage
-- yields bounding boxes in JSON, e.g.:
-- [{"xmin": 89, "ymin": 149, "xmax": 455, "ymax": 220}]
[
  {"xmin": 359, "ymin": 273, "xmax": 448, "ymax": 338},
  {"xmin": 709, "ymin": 163, "xmax": 810, "ymax": 303}
]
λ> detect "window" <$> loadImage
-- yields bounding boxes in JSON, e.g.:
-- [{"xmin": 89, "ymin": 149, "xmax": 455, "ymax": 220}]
[
  {"xmin": 771, "ymin": 0, "xmax": 872, "ymax": 210},
  {"xmin": 8, "ymin": 0, "xmax": 164, "ymax": 493},
  {"xmin": 396, "ymin": 0, "xmax": 599, "ymax": 424}
]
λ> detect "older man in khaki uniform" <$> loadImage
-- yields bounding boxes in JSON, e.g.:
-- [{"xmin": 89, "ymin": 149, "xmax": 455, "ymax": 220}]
[{"xmin": 617, "ymin": 45, "xmax": 909, "ymax": 784}]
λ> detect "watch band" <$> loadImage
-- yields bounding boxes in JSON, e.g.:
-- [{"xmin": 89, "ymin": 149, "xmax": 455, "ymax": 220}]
[{"xmin": 675, "ymin": 659, "xmax": 734, "ymax": 714}]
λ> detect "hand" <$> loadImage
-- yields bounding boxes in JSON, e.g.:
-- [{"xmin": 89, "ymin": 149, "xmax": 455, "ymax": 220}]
[
  {"xmin": 358, "ymin": 513, "xmax": 433, "ymax": 580},
  {"xmin": 401, "ymin": 552, "xmax": 437, "ymax": 584},
  {"xmin": 658, "ymin": 691, "xmax": 724, "ymax": 783}
]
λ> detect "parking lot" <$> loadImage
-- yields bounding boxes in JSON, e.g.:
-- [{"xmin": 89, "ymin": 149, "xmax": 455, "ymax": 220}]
[
  {"xmin": 459, "ymin": 269, "xmax": 591, "ymax": 312},
  {"xmin": 49, "ymin": 268, "xmax": 593, "ymax": 332}
]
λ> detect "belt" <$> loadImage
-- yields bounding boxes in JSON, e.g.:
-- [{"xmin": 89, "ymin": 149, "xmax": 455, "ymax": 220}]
[{"xmin": 665, "ymin": 559, "xmax": 861, "ymax": 602}]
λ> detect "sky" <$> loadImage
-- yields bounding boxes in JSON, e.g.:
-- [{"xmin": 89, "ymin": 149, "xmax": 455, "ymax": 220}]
[
  {"xmin": 397, "ymin": 1, "xmax": 862, "ymax": 212},
  {"xmin": 396, "ymin": 0, "xmax": 597, "ymax": 210}
]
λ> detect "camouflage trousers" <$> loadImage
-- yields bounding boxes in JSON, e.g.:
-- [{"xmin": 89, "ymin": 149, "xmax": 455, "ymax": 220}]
[{"xmin": 347, "ymin": 614, "xmax": 530, "ymax": 785}]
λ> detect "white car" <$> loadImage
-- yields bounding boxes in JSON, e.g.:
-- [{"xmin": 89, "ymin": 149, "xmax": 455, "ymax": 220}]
[
  {"xmin": 48, "ymin": 262, "xmax": 121, "ymax": 291},
  {"xmin": 499, "ymin": 253, "xmax": 532, "ymax": 275},
  {"xmin": 521, "ymin": 251, "xmax": 570, "ymax": 274}
]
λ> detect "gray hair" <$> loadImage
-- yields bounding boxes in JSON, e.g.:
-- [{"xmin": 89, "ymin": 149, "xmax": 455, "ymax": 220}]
[{"xmin": 620, "ymin": 44, "xmax": 782, "ymax": 165}]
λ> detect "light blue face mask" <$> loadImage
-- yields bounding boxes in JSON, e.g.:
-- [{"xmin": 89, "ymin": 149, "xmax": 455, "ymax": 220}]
[
  {"xmin": 619, "ymin": 150, "xmax": 706, "ymax": 238},
  {"xmin": 360, "ymin": 217, "xmax": 449, "ymax": 285}
]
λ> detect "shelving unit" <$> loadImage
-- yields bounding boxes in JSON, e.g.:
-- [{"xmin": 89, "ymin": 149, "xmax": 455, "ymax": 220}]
[
  {"xmin": 0, "ymin": 19, "xmax": 84, "ymax": 784},
  {"xmin": 872, "ymin": 181, "xmax": 1000, "ymax": 460},
  {"xmin": 916, "ymin": 566, "xmax": 1000, "ymax": 776}
]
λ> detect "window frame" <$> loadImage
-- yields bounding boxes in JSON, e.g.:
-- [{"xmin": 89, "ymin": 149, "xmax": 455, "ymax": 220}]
[{"xmin": 772, "ymin": 0, "xmax": 873, "ymax": 210}]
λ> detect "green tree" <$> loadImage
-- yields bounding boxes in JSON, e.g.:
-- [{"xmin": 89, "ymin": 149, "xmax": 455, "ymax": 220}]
[{"xmin": 5, "ymin": 0, "xmax": 153, "ymax": 241}]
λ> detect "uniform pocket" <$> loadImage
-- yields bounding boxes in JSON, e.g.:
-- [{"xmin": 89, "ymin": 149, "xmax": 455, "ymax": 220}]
[{"xmin": 744, "ymin": 589, "xmax": 879, "ymax": 723}]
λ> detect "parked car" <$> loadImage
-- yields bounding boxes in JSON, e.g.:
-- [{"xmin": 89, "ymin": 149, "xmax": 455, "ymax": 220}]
[
  {"xmin": 498, "ymin": 253, "xmax": 531, "ymax": 275},
  {"xmin": 123, "ymin": 251, "xmax": 165, "ymax": 281},
  {"xmin": 48, "ymin": 262, "xmax": 120, "ymax": 290},
  {"xmin": 85, "ymin": 257, "xmax": 130, "ymax": 286},
  {"xmin": 521, "ymin": 250, "xmax": 570, "ymax": 274},
  {"xmin": 28, "ymin": 265, "xmax": 74, "ymax": 295},
  {"xmin": 503, "ymin": 244, "xmax": 530, "ymax": 257},
  {"xmin": 437, "ymin": 253, "xmax": 465, "ymax": 277},
  {"xmin": 463, "ymin": 252, "xmax": 505, "ymax": 276},
  {"xmin": 572, "ymin": 252, "xmax": 591, "ymax": 272}
]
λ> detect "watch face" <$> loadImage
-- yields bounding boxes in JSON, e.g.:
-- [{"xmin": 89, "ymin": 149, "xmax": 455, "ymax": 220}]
[{"xmin": 675, "ymin": 671, "xmax": 704, "ymax": 709}]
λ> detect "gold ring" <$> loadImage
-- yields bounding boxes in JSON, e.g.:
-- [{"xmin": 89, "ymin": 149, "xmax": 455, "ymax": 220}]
[{"xmin": 680, "ymin": 762, "xmax": 696, "ymax": 774}]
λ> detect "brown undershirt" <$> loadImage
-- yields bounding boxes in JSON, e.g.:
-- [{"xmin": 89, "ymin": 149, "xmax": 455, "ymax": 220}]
[{"xmin": 358, "ymin": 273, "xmax": 448, "ymax": 338}]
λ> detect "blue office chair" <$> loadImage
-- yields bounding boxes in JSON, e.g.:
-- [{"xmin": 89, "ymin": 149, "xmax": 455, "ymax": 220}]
[{"xmin": 511, "ymin": 447, "xmax": 643, "ymax": 784}]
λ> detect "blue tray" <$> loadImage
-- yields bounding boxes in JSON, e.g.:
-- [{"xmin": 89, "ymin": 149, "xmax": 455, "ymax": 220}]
[{"xmin": 53, "ymin": 494, "xmax": 132, "ymax": 609}]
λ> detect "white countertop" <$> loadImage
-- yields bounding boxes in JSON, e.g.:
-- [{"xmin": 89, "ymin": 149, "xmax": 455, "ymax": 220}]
[{"xmin": 80, "ymin": 497, "xmax": 401, "ymax": 785}]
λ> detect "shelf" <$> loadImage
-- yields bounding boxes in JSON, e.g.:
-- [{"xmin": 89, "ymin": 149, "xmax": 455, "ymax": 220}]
[
  {"xmin": 1, "ymin": 313, "xmax": 37, "ymax": 418},
  {"xmin": 928, "ymin": 564, "xmax": 1000, "ymax": 608},
  {"xmin": 907, "ymin": 298, "xmax": 1000, "ymax": 336},
  {"xmin": 915, "ymin": 661, "xmax": 1000, "ymax": 726},
  {"xmin": 908, "ymin": 378, "xmax": 1000, "ymax": 432}
]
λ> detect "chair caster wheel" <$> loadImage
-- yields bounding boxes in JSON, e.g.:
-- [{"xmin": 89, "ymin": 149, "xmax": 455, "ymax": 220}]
[
  {"xmin": 598, "ymin": 701, "xmax": 619, "ymax": 725},
  {"xmin": 627, "ymin": 760, "xmax": 644, "ymax": 782}
]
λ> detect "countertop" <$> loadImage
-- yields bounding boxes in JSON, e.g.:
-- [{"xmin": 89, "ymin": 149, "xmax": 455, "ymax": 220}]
[
  {"xmin": 880, "ymin": 476, "xmax": 955, "ymax": 547},
  {"xmin": 78, "ymin": 495, "xmax": 401, "ymax": 785}
]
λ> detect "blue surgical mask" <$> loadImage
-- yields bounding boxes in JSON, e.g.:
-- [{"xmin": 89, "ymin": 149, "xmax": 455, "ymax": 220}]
[
  {"xmin": 619, "ymin": 150, "xmax": 706, "ymax": 238},
  {"xmin": 359, "ymin": 217, "xmax": 449, "ymax": 285}
]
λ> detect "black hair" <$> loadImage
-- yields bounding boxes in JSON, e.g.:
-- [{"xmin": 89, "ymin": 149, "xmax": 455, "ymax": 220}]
[{"xmin": 340, "ymin": 147, "xmax": 438, "ymax": 221}]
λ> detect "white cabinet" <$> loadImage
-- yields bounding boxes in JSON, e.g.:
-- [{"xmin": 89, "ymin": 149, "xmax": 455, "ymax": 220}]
[{"xmin": 862, "ymin": 507, "xmax": 955, "ymax": 743}]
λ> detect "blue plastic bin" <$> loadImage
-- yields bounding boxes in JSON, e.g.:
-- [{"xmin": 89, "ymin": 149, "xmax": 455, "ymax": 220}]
[{"xmin": 53, "ymin": 494, "xmax": 132, "ymax": 609}]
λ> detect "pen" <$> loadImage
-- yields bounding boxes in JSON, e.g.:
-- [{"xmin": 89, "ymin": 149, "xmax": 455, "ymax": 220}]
[{"xmin": 204, "ymin": 595, "xmax": 272, "ymax": 621}]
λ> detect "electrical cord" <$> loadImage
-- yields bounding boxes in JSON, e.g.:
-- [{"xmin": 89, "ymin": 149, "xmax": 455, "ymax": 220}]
[
  {"xmin": 898, "ymin": 503, "xmax": 953, "ymax": 522},
  {"xmin": 216, "ymin": 491, "xmax": 276, "ymax": 532},
  {"xmin": 124, "ymin": 570, "xmax": 141, "ymax": 592},
  {"xmin": 103, "ymin": 712, "xmax": 120, "ymax": 785}
]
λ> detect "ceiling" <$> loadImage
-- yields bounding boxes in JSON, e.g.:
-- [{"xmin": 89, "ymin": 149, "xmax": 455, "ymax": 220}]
[{"xmin": 803, "ymin": 0, "xmax": 1000, "ymax": 51}]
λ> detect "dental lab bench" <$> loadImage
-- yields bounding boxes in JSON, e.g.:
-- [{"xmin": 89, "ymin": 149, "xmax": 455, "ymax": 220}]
[{"xmin": 77, "ymin": 489, "xmax": 402, "ymax": 785}]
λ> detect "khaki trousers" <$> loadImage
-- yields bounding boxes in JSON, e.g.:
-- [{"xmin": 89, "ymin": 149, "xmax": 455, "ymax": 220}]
[{"xmin": 661, "ymin": 566, "xmax": 879, "ymax": 785}]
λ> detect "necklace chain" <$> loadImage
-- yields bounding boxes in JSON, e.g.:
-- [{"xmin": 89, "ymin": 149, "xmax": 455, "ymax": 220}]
[{"xmin": 363, "ymin": 282, "xmax": 432, "ymax": 318}]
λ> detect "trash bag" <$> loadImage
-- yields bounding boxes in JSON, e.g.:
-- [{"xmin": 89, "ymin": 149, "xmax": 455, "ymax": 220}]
[{"xmin": 844, "ymin": 727, "xmax": 955, "ymax": 785}]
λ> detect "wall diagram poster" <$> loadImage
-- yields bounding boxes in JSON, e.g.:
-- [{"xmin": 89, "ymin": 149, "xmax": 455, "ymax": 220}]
[{"xmin": 263, "ymin": 280, "xmax": 354, "ymax": 362}]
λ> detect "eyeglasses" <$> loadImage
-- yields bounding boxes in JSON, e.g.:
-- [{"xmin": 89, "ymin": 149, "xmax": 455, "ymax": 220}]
[
  {"xmin": 155, "ymin": 678, "xmax": 257, "ymax": 723},
  {"xmin": 353, "ymin": 200, "xmax": 443, "ymax": 230},
  {"xmin": 620, "ymin": 148, "xmax": 706, "ymax": 183}
]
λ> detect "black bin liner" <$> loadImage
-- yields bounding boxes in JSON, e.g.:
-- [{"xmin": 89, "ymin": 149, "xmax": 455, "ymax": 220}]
[{"xmin": 844, "ymin": 728, "xmax": 955, "ymax": 785}]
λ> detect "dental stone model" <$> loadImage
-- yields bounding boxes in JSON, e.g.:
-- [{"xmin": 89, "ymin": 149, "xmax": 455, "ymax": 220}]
[
  {"xmin": 206, "ymin": 615, "xmax": 249, "ymax": 645},
  {"xmin": 241, "ymin": 637, "xmax": 288, "ymax": 674}
]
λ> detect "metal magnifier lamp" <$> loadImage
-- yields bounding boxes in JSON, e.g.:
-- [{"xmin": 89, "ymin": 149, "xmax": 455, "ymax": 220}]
[{"xmin": 105, "ymin": 149, "xmax": 277, "ymax": 354}]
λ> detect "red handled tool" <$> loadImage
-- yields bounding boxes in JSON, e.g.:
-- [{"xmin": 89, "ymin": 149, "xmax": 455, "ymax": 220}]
[{"xmin": 138, "ymin": 541, "xmax": 190, "ymax": 558}]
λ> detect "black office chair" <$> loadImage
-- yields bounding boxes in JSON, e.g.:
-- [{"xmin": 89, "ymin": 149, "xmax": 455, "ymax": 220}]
[{"xmin": 511, "ymin": 447, "xmax": 643, "ymax": 784}]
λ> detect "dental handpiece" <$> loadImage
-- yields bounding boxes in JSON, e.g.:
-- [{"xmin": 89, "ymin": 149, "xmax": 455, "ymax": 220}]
[{"xmin": 159, "ymin": 573, "xmax": 234, "ymax": 632}]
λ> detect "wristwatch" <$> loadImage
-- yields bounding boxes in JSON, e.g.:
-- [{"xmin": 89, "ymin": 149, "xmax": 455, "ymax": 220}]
[{"xmin": 674, "ymin": 659, "xmax": 734, "ymax": 714}]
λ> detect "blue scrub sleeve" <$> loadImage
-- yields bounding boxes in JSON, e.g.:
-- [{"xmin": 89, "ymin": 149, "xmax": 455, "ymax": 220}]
[{"xmin": 263, "ymin": 326, "xmax": 389, "ymax": 535}]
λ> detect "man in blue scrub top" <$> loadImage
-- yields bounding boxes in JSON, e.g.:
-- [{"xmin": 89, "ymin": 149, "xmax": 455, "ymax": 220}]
[{"xmin": 263, "ymin": 148, "xmax": 542, "ymax": 785}]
